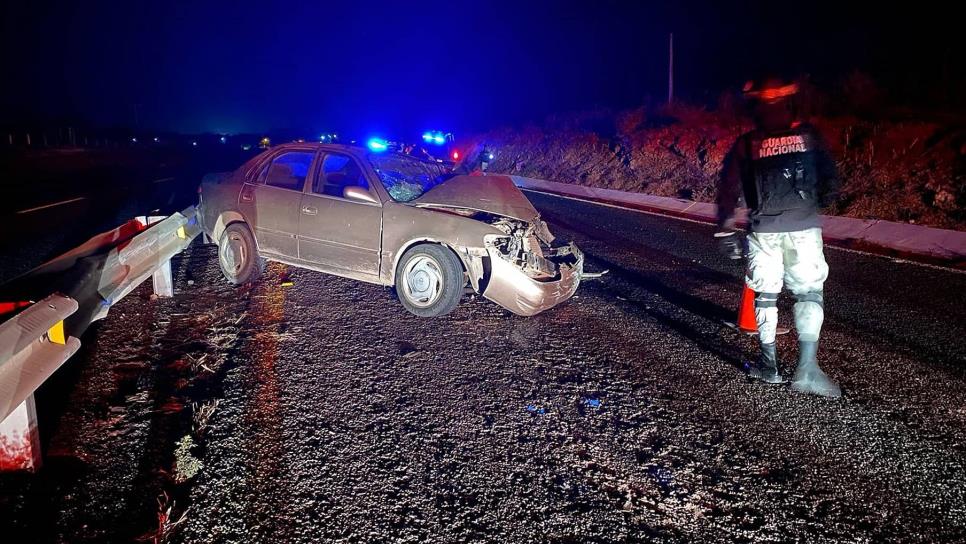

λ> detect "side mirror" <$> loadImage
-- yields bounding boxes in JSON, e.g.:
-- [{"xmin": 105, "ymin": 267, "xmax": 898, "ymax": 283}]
[{"xmin": 343, "ymin": 186, "xmax": 378, "ymax": 204}]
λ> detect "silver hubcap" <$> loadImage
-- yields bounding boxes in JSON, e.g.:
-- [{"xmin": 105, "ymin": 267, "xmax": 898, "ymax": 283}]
[
  {"xmin": 219, "ymin": 232, "xmax": 246, "ymax": 278},
  {"xmin": 402, "ymin": 255, "xmax": 443, "ymax": 308}
]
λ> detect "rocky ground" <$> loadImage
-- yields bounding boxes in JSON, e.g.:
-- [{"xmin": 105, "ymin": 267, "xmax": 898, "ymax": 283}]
[{"xmin": 1, "ymin": 192, "xmax": 965, "ymax": 543}]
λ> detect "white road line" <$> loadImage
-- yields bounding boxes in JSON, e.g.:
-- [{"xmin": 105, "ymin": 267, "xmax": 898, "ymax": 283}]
[
  {"xmin": 525, "ymin": 189, "xmax": 966, "ymax": 274},
  {"xmin": 152, "ymin": 177, "xmax": 176, "ymax": 184},
  {"xmin": 521, "ymin": 188, "xmax": 717, "ymax": 226},
  {"xmin": 15, "ymin": 197, "xmax": 87, "ymax": 214}
]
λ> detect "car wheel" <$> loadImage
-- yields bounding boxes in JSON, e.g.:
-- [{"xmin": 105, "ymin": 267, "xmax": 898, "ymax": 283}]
[
  {"xmin": 218, "ymin": 223, "xmax": 263, "ymax": 285},
  {"xmin": 395, "ymin": 244, "xmax": 464, "ymax": 317}
]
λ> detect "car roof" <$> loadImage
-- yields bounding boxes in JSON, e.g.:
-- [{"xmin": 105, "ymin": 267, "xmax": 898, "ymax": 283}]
[
  {"xmin": 267, "ymin": 142, "xmax": 447, "ymax": 164},
  {"xmin": 269, "ymin": 142, "xmax": 363, "ymax": 154},
  {"xmin": 243, "ymin": 141, "xmax": 438, "ymax": 175}
]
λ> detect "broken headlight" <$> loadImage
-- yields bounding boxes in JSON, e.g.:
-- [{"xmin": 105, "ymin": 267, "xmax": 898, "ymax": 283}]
[{"xmin": 484, "ymin": 224, "xmax": 559, "ymax": 281}]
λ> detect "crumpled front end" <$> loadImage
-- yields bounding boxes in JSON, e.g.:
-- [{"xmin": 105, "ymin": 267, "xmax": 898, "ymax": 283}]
[
  {"xmin": 482, "ymin": 242, "xmax": 583, "ymax": 316},
  {"xmin": 476, "ymin": 216, "xmax": 584, "ymax": 316}
]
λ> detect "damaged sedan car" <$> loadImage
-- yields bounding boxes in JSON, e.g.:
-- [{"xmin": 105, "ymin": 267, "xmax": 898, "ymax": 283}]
[{"xmin": 197, "ymin": 142, "xmax": 584, "ymax": 317}]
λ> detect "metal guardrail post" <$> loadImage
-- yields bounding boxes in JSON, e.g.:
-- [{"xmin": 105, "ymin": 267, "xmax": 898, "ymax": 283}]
[
  {"xmin": 0, "ymin": 294, "xmax": 80, "ymax": 472},
  {"xmin": 148, "ymin": 215, "xmax": 174, "ymax": 297},
  {"xmin": 152, "ymin": 262, "xmax": 175, "ymax": 297},
  {"xmin": 0, "ymin": 395, "xmax": 42, "ymax": 471}
]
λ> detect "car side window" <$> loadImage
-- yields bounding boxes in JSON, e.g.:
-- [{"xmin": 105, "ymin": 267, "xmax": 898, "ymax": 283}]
[
  {"xmin": 263, "ymin": 151, "xmax": 314, "ymax": 191},
  {"xmin": 314, "ymin": 153, "xmax": 369, "ymax": 198}
]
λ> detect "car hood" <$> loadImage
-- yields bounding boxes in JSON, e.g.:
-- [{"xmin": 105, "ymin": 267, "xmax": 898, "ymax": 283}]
[{"xmin": 411, "ymin": 175, "xmax": 539, "ymax": 223}]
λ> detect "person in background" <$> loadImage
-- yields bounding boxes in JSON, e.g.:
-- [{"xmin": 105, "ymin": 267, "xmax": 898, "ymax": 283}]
[
  {"xmin": 479, "ymin": 144, "xmax": 492, "ymax": 173},
  {"xmin": 715, "ymin": 77, "xmax": 842, "ymax": 398}
]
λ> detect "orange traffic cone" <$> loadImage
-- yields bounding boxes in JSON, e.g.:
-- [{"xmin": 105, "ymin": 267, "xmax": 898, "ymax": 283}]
[{"xmin": 737, "ymin": 283, "xmax": 758, "ymax": 334}]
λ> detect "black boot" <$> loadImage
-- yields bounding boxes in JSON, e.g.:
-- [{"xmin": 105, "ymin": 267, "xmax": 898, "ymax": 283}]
[
  {"xmin": 748, "ymin": 342, "xmax": 783, "ymax": 384},
  {"xmin": 791, "ymin": 341, "xmax": 841, "ymax": 398}
]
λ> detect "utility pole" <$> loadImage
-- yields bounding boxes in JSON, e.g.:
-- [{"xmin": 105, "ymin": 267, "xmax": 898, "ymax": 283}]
[{"xmin": 668, "ymin": 33, "xmax": 674, "ymax": 105}]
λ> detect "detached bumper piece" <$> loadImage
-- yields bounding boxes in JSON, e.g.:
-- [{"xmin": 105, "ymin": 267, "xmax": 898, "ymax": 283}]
[{"xmin": 482, "ymin": 243, "xmax": 584, "ymax": 316}]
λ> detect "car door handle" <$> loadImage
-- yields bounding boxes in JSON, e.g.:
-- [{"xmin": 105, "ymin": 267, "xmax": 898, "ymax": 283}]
[{"xmin": 301, "ymin": 205, "xmax": 318, "ymax": 215}]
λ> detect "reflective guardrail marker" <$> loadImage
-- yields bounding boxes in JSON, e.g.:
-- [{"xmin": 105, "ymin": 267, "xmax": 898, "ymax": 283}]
[{"xmin": 47, "ymin": 320, "xmax": 66, "ymax": 345}]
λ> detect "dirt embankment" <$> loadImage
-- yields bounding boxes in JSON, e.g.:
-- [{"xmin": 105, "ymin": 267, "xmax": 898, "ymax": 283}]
[{"xmin": 474, "ymin": 106, "xmax": 966, "ymax": 230}]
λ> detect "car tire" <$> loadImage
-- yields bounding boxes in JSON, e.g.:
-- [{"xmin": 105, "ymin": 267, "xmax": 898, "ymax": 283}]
[
  {"xmin": 395, "ymin": 244, "xmax": 464, "ymax": 317},
  {"xmin": 218, "ymin": 223, "xmax": 263, "ymax": 285}
]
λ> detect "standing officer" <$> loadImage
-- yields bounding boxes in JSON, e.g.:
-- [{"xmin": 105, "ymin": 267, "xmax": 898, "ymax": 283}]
[
  {"xmin": 715, "ymin": 77, "xmax": 842, "ymax": 398},
  {"xmin": 479, "ymin": 144, "xmax": 492, "ymax": 173}
]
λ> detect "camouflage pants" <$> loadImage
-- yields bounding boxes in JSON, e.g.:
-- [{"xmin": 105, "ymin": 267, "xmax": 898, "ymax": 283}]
[{"xmin": 745, "ymin": 228, "xmax": 828, "ymax": 344}]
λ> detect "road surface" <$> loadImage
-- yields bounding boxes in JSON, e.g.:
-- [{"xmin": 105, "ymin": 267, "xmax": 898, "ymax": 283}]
[
  {"xmin": 2, "ymin": 190, "xmax": 965, "ymax": 542},
  {"xmin": 0, "ymin": 148, "xmax": 251, "ymax": 284}
]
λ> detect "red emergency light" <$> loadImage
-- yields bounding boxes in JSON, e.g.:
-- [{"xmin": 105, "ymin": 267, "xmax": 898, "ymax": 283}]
[
  {"xmin": 452, "ymin": 150, "xmax": 459, "ymax": 160},
  {"xmin": 0, "ymin": 301, "xmax": 32, "ymax": 317}
]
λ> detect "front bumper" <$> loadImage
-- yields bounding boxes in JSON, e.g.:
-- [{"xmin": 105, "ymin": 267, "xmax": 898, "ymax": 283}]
[{"xmin": 482, "ymin": 243, "xmax": 584, "ymax": 317}]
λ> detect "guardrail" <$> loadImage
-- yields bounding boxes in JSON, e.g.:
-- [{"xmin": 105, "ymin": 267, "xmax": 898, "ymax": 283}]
[{"xmin": 0, "ymin": 206, "xmax": 201, "ymax": 471}]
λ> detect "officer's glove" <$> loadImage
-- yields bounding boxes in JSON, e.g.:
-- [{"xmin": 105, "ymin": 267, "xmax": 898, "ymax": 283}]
[{"xmin": 714, "ymin": 231, "xmax": 743, "ymax": 260}]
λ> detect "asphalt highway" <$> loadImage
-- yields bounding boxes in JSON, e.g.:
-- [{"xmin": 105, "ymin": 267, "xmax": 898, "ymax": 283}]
[
  {"xmin": 0, "ymin": 148, "xmax": 251, "ymax": 284},
  {"xmin": 2, "ymin": 189, "xmax": 964, "ymax": 542}
]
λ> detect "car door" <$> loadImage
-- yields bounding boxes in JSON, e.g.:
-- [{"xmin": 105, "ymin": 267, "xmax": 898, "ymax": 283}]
[
  {"xmin": 239, "ymin": 149, "xmax": 317, "ymax": 258},
  {"xmin": 297, "ymin": 151, "xmax": 382, "ymax": 278}
]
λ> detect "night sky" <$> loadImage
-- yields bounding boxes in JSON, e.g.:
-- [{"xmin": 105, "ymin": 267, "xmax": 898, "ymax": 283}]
[{"xmin": 1, "ymin": 1, "xmax": 959, "ymax": 136}]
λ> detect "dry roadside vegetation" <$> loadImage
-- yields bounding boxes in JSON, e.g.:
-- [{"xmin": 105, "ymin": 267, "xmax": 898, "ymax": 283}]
[{"xmin": 475, "ymin": 96, "xmax": 965, "ymax": 231}]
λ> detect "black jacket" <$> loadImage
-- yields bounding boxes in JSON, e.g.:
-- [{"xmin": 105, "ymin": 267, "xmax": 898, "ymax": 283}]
[{"xmin": 716, "ymin": 123, "xmax": 840, "ymax": 233}]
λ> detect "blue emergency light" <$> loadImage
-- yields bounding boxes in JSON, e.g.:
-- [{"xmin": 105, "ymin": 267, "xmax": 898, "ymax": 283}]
[
  {"xmin": 422, "ymin": 131, "xmax": 448, "ymax": 145},
  {"xmin": 367, "ymin": 138, "xmax": 389, "ymax": 152}
]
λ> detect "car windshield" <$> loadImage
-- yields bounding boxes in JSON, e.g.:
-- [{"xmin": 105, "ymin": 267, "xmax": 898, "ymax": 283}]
[{"xmin": 368, "ymin": 153, "xmax": 450, "ymax": 202}]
